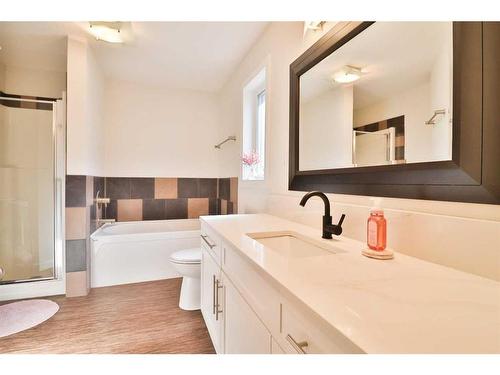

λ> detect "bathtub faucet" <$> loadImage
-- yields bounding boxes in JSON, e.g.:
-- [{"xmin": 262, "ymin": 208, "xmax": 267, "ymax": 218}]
[{"xmin": 96, "ymin": 218, "xmax": 116, "ymax": 225}]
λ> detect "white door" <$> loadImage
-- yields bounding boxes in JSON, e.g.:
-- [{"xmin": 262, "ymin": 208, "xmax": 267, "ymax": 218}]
[
  {"xmin": 223, "ymin": 273, "xmax": 271, "ymax": 354},
  {"xmin": 201, "ymin": 248, "xmax": 223, "ymax": 353}
]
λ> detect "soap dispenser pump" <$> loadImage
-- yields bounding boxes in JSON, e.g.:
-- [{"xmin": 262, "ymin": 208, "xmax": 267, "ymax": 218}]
[{"xmin": 362, "ymin": 198, "xmax": 394, "ymax": 260}]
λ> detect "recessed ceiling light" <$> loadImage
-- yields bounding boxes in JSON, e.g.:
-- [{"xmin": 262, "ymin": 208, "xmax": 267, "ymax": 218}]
[
  {"xmin": 89, "ymin": 22, "xmax": 123, "ymax": 43},
  {"xmin": 332, "ymin": 66, "xmax": 364, "ymax": 84}
]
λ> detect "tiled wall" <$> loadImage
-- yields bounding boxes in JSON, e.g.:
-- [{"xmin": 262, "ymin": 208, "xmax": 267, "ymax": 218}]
[
  {"xmin": 65, "ymin": 175, "xmax": 94, "ymax": 297},
  {"xmin": 102, "ymin": 177, "xmax": 238, "ymax": 222},
  {"xmin": 65, "ymin": 175, "xmax": 238, "ymax": 296},
  {"xmin": 355, "ymin": 115, "xmax": 405, "ymax": 161}
]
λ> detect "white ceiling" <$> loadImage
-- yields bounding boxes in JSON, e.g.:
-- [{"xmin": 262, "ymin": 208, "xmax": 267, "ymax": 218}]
[
  {"xmin": 300, "ymin": 22, "xmax": 452, "ymax": 109},
  {"xmin": 0, "ymin": 21, "xmax": 269, "ymax": 92}
]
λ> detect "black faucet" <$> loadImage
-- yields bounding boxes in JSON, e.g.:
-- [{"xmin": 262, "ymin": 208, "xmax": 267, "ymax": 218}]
[{"xmin": 299, "ymin": 191, "xmax": 346, "ymax": 239}]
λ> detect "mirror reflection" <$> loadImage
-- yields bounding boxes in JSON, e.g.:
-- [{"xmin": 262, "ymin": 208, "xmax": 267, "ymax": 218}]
[{"xmin": 299, "ymin": 22, "xmax": 453, "ymax": 171}]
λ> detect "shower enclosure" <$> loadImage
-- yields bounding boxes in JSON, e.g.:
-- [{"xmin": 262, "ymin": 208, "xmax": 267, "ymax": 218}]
[{"xmin": 0, "ymin": 94, "xmax": 65, "ymax": 300}]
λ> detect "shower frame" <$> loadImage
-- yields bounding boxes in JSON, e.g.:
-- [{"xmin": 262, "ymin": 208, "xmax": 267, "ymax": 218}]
[{"xmin": 0, "ymin": 93, "xmax": 66, "ymax": 301}]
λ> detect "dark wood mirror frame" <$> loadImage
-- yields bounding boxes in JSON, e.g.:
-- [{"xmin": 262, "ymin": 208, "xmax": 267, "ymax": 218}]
[{"xmin": 289, "ymin": 22, "xmax": 500, "ymax": 204}]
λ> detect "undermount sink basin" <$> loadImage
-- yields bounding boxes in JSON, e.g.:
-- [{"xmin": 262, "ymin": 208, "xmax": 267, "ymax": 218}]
[{"xmin": 246, "ymin": 231, "xmax": 345, "ymax": 258}]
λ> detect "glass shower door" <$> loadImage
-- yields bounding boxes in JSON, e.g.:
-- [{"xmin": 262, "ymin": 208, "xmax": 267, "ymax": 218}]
[{"xmin": 0, "ymin": 97, "xmax": 56, "ymax": 284}]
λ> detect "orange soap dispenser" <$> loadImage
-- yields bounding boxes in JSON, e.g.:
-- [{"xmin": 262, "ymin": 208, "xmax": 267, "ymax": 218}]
[{"xmin": 363, "ymin": 199, "xmax": 393, "ymax": 260}]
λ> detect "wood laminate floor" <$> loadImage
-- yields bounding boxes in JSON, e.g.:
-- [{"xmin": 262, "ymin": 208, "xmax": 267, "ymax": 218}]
[{"xmin": 0, "ymin": 278, "xmax": 215, "ymax": 354}]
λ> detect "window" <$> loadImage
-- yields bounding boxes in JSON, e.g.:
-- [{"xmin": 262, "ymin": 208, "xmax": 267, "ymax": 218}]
[{"xmin": 242, "ymin": 68, "xmax": 266, "ymax": 181}]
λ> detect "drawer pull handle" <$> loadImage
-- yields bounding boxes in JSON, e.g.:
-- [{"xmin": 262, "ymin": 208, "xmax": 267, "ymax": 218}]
[
  {"xmin": 212, "ymin": 275, "xmax": 217, "ymax": 314},
  {"xmin": 286, "ymin": 334, "xmax": 308, "ymax": 354},
  {"xmin": 215, "ymin": 278, "xmax": 223, "ymax": 321},
  {"xmin": 201, "ymin": 234, "xmax": 216, "ymax": 249}
]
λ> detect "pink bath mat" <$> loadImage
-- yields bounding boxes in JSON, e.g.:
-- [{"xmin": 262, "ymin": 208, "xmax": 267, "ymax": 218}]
[{"xmin": 0, "ymin": 299, "xmax": 59, "ymax": 338}]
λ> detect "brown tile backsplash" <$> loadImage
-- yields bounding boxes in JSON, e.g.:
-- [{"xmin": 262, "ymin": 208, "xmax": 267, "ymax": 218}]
[
  {"xmin": 199, "ymin": 178, "xmax": 218, "ymax": 198},
  {"xmin": 165, "ymin": 198, "xmax": 188, "ymax": 220},
  {"xmin": 65, "ymin": 174, "xmax": 238, "ymax": 296},
  {"xmin": 130, "ymin": 177, "xmax": 155, "ymax": 199},
  {"xmin": 66, "ymin": 175, "xmax": 87, "ymax": 207},
  {"xmin": 143, "ymin": 199, "xmax": 166, "ymax": 220},
  {"xmin": 218, "ymin": 178, "xmax": 230, "ymax": 201},
  {"xmin": 68, "ymin": 175, "xmax": 237, "ymax": 225},
  {"xmin": 107, "ymin": 177, "xmax": 131, "ymax": 199},
  {"xmin": 177, "ymin": 178, "xmax": 199, "ymax": 198}
]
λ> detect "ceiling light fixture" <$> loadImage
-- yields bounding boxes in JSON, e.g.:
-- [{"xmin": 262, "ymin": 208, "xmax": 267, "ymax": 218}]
[
  {"xmin": 89, "ymin": 22, "xmax": 123, "ymax": 43},
  {"xmin": 332, "ymin": 65, "xmax": 364, "ymax": 84},
  {"xmin": 304, "ymin": 21, "xmax": 325, "ymax": 31}
]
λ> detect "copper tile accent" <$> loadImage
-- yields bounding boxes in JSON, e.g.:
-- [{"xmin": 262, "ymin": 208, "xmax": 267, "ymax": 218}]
[
  {"xmin": 66, "ymin": 271, "xmax": 89, "ymax": 297},
  {"xmin": 188, "ymin": 198, "xmax": 209, "ymax": 218},
  {"xmin": 117, "ymin": 199, "xmax": 143, "ymax": 222},
  {"xmin": 230, "ymin": 177, "xmax": 238, "ymax": 203},
  {"xmin": 86, "ymin": 206, "xmax": 91, "ymax": 236},
  {"xmin": 65, "ymin": 207, "xmax": 87, "ymax": 240},
  {"xmin": 220, "ymin": 199, "xmax": 228, "ymax": 215},
  {"xmin": 155, "ymin": 178, "xmax": 178, "ymax": 199},
  {"xmin": 20, "ymin": 100, "xmax": 37, "ymax": 109},
  {"xmin": 86, "ymin": 176, "xmax": 94, "ymax": 206},
  {"xmin": 395, "ymin": 135, "xmax": 405, "ymax": 147}
]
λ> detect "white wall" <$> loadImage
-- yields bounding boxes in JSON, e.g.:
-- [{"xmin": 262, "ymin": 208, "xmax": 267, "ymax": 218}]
[
  {"xmin": 102, "ymin": 79, "xmax": 220, "ymax": 177},
  {"xmin": 430, "ymin": 46, "xmax": 453, "ymax": 160},
  {"xmin": 300, "ymin": 85, "xmax": 353, "ymax": 170},
  {"xmin": 1, "ymin": 64, "xmax": 65, "ymax": 98},
  {"xmin": 354, "ymin": 83, "xmax": 431, "ymax": 163},
  {"xmin": 66, "ymin": 37, "xmax": 105, "ymax": 176},
  {"xmin": 217, "ymin": 22, "xmax": 500, "ymax": 281}
]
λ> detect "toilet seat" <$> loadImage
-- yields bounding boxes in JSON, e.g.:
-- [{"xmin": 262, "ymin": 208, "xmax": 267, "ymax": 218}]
[{"xmin": 170, "ymin": 248, "xmax": 201, "ymax": 264}]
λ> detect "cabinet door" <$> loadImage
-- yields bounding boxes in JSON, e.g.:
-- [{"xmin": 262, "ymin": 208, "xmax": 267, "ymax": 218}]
[
  {"xmin": 223, "ymin": 273, "xmax": 271, "ymax": 354},
  {"xmin": 201, "ymin": 248, "xmax": 223, "ymax": 353}
]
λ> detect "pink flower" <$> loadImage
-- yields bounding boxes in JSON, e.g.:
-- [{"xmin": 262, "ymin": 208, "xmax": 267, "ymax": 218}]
[{"xmin": 242, "ymin": 151, "xmax": 260, "ymax": 166}]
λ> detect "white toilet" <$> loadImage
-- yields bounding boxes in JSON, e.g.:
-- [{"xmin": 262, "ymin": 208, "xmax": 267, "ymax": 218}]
[{"xmin": 169, "ymin": 248, "xmax": 202, "ymax": 311}]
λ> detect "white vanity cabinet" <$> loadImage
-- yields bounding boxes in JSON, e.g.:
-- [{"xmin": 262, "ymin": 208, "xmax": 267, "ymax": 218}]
[
  {"xmin": 223, "ymin": 274, "xmax": 272, "ymax": 353},
  {"xmin": 200, "ymin": 220, "xmax": 361, "ymax": 354},
  {"xmin": 200, "ymin": 244, "xmax": 224, "ymax": 353}
]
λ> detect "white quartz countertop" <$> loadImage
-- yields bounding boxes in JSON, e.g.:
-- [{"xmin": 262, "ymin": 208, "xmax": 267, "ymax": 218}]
[{"xmin": 201, "ymin": 214, "xmax": 500, "ymax": 354}]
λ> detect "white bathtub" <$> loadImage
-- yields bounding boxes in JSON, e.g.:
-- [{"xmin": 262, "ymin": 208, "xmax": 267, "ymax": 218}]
[{"xmin": 90, "ymin": 219, "xmax": 200, "ymax": 288}]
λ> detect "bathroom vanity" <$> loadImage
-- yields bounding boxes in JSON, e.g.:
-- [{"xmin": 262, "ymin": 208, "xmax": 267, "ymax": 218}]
[{"xmin": 200, "ymin": 214, "xmax": 500, "ymax": 354}]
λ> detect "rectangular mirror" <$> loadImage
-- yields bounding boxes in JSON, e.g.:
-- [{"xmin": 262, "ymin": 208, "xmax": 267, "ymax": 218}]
[
  {"xmin": 299, "ymin": 22, "xmax": 453, "ymax": 171},
  {"xmin": 289, "ymin": 22, "xmax": 500, "ymax": 204}
]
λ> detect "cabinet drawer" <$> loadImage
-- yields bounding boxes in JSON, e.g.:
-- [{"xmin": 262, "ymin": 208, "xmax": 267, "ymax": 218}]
[
  {"xmin": 200, "ymin": 222, "xmax": 222, "ymax": 266},
  {"xmin": 280, "ymin": 301, "xmax": 362, "ymax": 354},
  {"xmin": 222, "ymin": 241, "xmax": 281, "ymax": 336}
]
